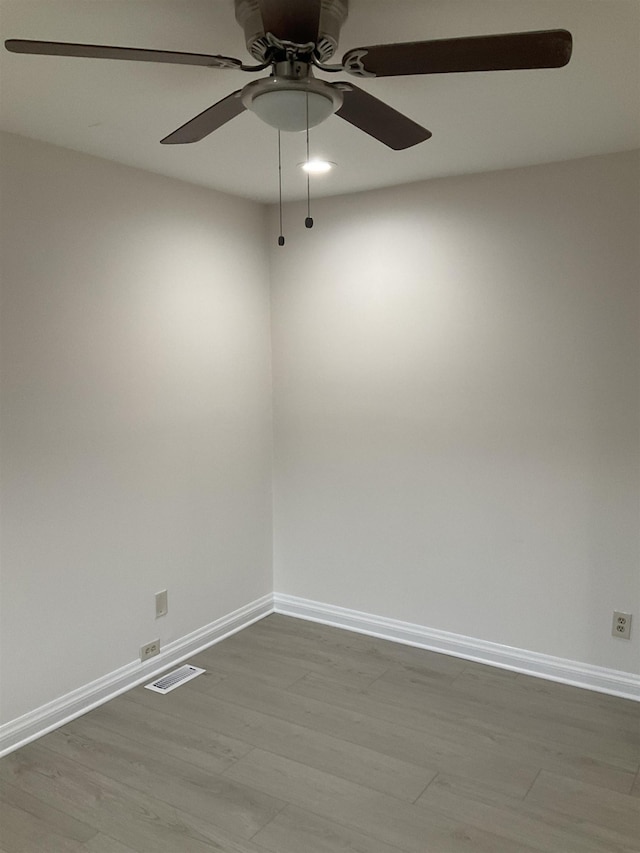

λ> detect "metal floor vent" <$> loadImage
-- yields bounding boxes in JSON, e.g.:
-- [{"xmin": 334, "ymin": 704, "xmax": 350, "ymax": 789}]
[{"xmin": 144, "ymin": 664, "xmax": 205, "ymax": 694}]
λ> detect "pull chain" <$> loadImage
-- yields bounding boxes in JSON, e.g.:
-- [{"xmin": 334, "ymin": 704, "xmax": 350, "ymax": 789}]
[
  {"xmin": 305, "ymin": 92, "xmax": 313, "ymax": 229},
  {"xmin": 277, "ymin": 130, "xmax": 285, "ymax": 246}
]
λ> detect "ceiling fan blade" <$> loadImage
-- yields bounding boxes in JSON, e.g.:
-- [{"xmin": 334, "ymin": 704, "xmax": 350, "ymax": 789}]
[
  {"xmin": 160, "ymin": 91, "xmax": 246, "ymax": 144},
  {"xmin": 257, "ymin": 0, "xmax": 322, "ymax": 45},
  {"xmin": 342, "ymin": 29, "xmax": 572, "ymax": 77},
  {"xmin": 4, "ymin": 39, "xmax": 242, "ymax": 69},
  {"xmin": 335, "ymin": 84, "xmax": 431, "ymax": 150}
]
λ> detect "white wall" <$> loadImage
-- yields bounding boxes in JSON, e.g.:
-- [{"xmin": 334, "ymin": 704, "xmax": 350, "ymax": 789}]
[
  {"xmin": 1, "ymin": 138, "xmax": 638, "ymax": 732},
  {"xmin": 0, "ymin": 133, "xmax": 273, "ymax": 724},
  {"xmin": 270, "ymin": 151, "xmax": 640, "ymax": 674}
]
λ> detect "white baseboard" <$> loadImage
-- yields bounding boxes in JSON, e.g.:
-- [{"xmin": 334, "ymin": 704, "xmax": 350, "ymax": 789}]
[
  {"xmin": 3, "ymin": 591, "xmax": 638, "ymax": 757},
  {"xmin": 273, "ymin": 593, "xmax": 640, "ymax": 702},
  {"xmin": 0, "ymin": 593, "xmax": 274, "ymax": 758}
]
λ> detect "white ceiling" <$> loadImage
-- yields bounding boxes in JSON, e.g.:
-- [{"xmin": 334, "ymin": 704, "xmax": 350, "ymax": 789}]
[{"xmin": 1, "ymin": 1, "xmax": 638, "ymax": 203}]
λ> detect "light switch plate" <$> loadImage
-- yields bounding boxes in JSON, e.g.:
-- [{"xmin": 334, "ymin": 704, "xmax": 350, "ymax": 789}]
[{"xmin": 155, "ymin": 589, "xmax": 168, "ymax": 618}]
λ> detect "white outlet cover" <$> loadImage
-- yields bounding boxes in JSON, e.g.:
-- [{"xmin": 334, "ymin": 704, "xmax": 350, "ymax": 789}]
[
  {"xmin": 140, "ymin": 639, "xmax": 161, "ymax": 661},
  {"xmin": 612, "ymin": 611, "xmax": 632, "ymax": 639}
]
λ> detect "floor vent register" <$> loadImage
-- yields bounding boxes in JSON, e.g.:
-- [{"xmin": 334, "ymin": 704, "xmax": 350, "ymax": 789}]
[{"xmin": 144, "ymin": 665, "xmax": 205, "ymax": 694}]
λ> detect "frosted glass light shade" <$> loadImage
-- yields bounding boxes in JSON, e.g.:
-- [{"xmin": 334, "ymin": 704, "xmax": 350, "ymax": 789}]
[{"xmin": 250, "ymin": 89, "xmax": 335, "ymax": 132}]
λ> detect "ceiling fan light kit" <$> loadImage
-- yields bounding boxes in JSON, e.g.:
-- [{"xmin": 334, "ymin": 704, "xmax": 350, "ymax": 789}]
[
  {"xmin": 5, "ymin": 0, "xmax": 573, "ymax": 242},
  {"xmin": 241, "ymin": 61, "xmax": 343, "ymax": 131},
  {"xmin": 248, "ymin": 89, "xmax": 334, "ymax": 131}
]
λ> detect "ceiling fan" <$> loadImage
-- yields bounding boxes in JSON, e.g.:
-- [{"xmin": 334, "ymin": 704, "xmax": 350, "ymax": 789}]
[{"xmin": 5, "ymin": 0, "xmax": 573, "ymax": 151}]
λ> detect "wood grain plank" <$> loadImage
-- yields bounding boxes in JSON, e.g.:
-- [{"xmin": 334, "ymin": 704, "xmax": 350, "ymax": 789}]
[
  {"xmin": 83, "ymin": 836, "xmax": 139, "ymax": 853},
  {"xmin": 525, "ymin": 770, "xmax": 640, "ymax": 843},
  {"xmin": 0, "ymin": 743, "xmax": 271, "ymax": 853},
  {"xmin": 191, "ymin": 642, "xmax": 311, "ymax": 688},
  {"xmin": 0, "ymin": 798, "xmax": 89, "ymax": 852},
  {"xmin": 513, "ymin": 670, "xmax": 640, "ymax": 720},
  {"xmin": 208, "ymin": 671, "xmax": 541, "ymax": 799},
  {"xmin": 418, "ymin": 772, "xmax": 639, "ymax": 853},
  {"xmin": 83, "ymin": 689, "xmax": 253, "ymax": 774},
  {"xmin": 225, "ymin": 619, "xmax": 393, "ymax": 688},
  {"xmin": 254, "ymin": 615, "xmax": 468, "ymax": 675},
  {"xmin": 252, "ymin": 804, "xmax": 407, "ymax": 853},
  {"xmin": 122, "ymin": 675, "xmax": 435, "ymax": 801},
  {"xmin": 0, "ymin": 778, "xmax": 97, "ymax": 844},
  {"xmin": 289, "ymin": 669, "xmax": 637, "ymax": 795},
  {"xmin": 448, "ymin": 666, "xmax": 640, "ymax": 739},
  {"xmin": 225, "ymin": 748, "xmax": 542, "ymax": 853},
  {"xmin": 37, "ymin": 717, "xmax": 284, "ymax": 840},
  {"xmin": 365, "ymin": 668, "xmax": 639, "ymax": 770}
]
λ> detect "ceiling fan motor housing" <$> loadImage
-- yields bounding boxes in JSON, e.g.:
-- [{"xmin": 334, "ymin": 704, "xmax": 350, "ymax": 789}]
[{"xmin": 235, "ymin": 0, "xmax": 349, "ymax": 61}]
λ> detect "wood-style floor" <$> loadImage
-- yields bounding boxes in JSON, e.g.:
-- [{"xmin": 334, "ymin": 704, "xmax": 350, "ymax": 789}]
[{"xmin": 1, "ymin": 614, "xmax": 639, "ymax": 852}]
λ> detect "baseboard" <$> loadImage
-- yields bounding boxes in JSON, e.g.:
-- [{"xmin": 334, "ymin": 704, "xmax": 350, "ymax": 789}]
[
  {"xmin": 273, "ymin": 593, "xmax": 640, "ymax": 702},
  {"xmin": 0, "ymin": 593, "xmax": 274, "ymax": 757},
  {"xmin": 4, "ymin": 591, "xmax": 637, "ymax": 758}
]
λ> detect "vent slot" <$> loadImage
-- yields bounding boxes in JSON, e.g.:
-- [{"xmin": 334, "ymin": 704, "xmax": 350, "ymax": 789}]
[{"xmin": 144, "ymin": 665, "xmax": 205, "ymax": 694}]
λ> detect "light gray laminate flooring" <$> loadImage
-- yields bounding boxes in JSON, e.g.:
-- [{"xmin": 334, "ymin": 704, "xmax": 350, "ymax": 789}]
[{"xmin": 1, "ymin": 614, "xmax": 639, "ymax": 852}]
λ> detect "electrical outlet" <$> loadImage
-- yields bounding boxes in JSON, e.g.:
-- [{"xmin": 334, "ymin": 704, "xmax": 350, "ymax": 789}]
[
  {"xmin": 612, "ymin": 611, "xmax": 632, "ymax": 639},
  {"xmin": 140, "ymin": 639, "xmax": 161, "ymax": 661},
  {"xmin": 155, "ymin": 589, "xmax": 168, "ymax": 618}
]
